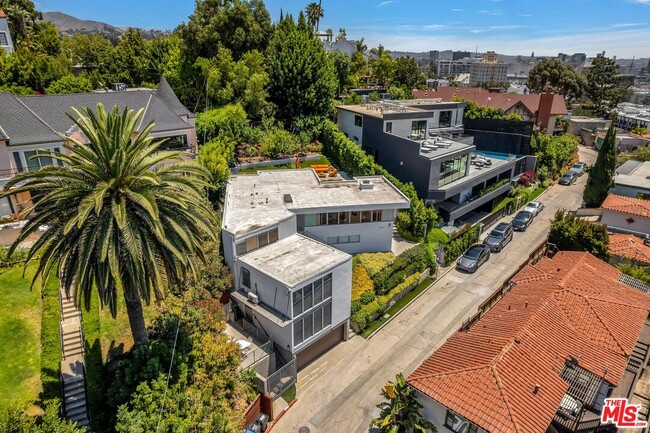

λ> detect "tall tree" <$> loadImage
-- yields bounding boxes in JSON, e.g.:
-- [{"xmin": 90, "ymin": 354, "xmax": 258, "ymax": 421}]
[
  {"xmin": 0, "ymin": 0, "xmax": 41, "ymax": 44},
  {"xmin": 305, "ymin": 2, "xmax": 324, "ymax": 32},
  {"xmin": 549, "ymin": 211, "xmax": 609, "ymax": 260},
  {"xmin": 583, "ymin": 121, "xmax": 617, "ymax": 207},
  {"xmin": 330, "ymin": 50, "xmax": 351, "ymax": 94},
  {"xmin": 393, "ymin": 56, "xmax": 424, "ymax": 90},
  {"xmin": 370, "ymin": 373, "xmax": 436, "ymax": 433},
  {"xmin": 586, "ymin": 55, "xmax": 621, "ymax": 117},
  {"xmin": 527, "ymin": 59, "xmax": 586, "ymax": 102},
  {"xmin": 335, "ymin": 28, "xmax": 346, "ymax": 41},
  {"xmin": 1, "ymin": 104, "xmax": 218, "ymax": 346},
  {"xmin": 268, "ymin": 16, "xmax": 337, "ymax": 122},
  {"xmin": 355, "ymin": 38, "xmax": 368, "ymax": 56}
]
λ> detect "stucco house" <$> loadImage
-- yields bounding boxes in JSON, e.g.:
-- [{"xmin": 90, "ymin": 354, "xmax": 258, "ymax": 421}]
[{"xmin": 601, "ymin": 194, "xmax": 650, "ymax": 237}]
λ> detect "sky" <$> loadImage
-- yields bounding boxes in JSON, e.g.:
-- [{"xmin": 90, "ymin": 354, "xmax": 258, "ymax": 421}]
[{"xmin": 34, "ymin": 0, "xmax": 650, "ymax": 58}]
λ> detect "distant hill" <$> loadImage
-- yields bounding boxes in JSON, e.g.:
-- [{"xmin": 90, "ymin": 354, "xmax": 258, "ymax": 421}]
[{"xmin": 42, "ymin": 11, "xmax": 165, "ymax": 41}]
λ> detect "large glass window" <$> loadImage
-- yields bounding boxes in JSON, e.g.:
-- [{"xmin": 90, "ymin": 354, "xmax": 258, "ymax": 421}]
[
  {"xmin": 350, "ymin": 211, "xmax": 361, "ymax": 224},
  {"xmin": 293, "ymin": 301, "xmax": 332, "ymax": 347},
  {"xmin": 439, "ymin": 154, "xmax": 469, "ymax": 186},
  {"xmin": 411, "ymin": 120, "xmax": 427, "ymax": 139},
  {"xmin": 292, "ymin": 273, "xmax": 333, "ymax": 318},
  {"xmin": 235, "ymin": 227, "xmax": 279, "ymax": 256},
  {"xmin": 328, "ymin": 212, "xmax": 339, "ymax": 225},
  {"xmin": 324, "ymin": 274, "xmax": 332, "ymax": 298},
  {"xmin": 293, "ymin": 291, "xmax": 303, "ymax": 316},
  {"xmin": 439, "ymin": 110, "xmax": 452, "ymax": 128},
  {"xmin": 241, "ymin": 268, "xmax": 251, "ymax": 288},
  {"xmin": 294, "ymin": 318, "xmax": 303, "ymax": 345}
]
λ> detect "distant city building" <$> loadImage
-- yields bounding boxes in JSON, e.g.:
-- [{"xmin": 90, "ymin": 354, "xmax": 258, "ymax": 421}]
[
  {"xmin": 437, "ymin": 58, "xmax": 474, "ymax": 77},
  {"xmin": 0, "ymin": 10, "xmax": 14, "ymax": 54},
  {"xmin": 469, "ymin": 51, "xmax": 508, "ymax": 86},
  {"xmin": 558, "ymin": 52, "xmax": 586, "ymax": 69},
  {"xmin": 614, "ymin": 160, "xmax": 650, "ymax": 199},
  {"xmin": 452, "ymin": 50, "xmax": 471, "ymax": 61},
  {"xmin": 429, "ymin": 50, "xmax": 439, "ymax": 64},
  {"xmin": 616, "ymin": 103, "xmax": 650, "ymax": 131}
]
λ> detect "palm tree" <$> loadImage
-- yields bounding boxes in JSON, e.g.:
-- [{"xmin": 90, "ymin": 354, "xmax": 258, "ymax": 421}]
[
  {"xmin": 325, "ymin": 28, "xmax": 333, "ymax": 42},
  {"xmin": 305, "ymin": 2, "xmax": 324, "ymax": 32},
  {"xmin": 336, "ymin": 27, "xmax": 346, "ymax": 42},
  {"xmin": 1, "ymin": 104, "xmax": 218, "ymax": 347},
  {"xmin": 371, "ymin": 373, "xmax": 436, "ymax": 433},
  {"xmin": 355, "ymin": 38, "xmax": 368, "ymax": 55}
]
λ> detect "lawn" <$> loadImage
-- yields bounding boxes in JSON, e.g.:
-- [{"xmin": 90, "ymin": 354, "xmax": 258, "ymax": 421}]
[
  {"xmin": 237, "ymin": 155, "xmax": 330, "ymax": 174},
  {"xmin": 0, "ymin": 262, "xmax": 59, "ymax": 406},
  {"xmin": 361, "ymin": 277, "xmax": 435, "ymax": 339}
]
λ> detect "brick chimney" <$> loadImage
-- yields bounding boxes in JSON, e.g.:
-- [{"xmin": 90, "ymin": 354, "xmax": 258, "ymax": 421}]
[{"xmin": 537, "ymin": 92, "xmax": 555, "ymax": 134}]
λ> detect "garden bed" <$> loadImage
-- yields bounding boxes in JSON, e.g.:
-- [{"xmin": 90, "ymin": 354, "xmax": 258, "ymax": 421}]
[{"xmin": 236, "ymin": 154, "xmax": 330, "ymax": 173}]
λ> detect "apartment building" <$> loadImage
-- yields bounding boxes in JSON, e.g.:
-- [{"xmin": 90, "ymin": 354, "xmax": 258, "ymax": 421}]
[
  {"xmin": 222, "ymin": 169, "xmax": 409, "ymax": 368},
  {"xmin": 616, "ymin": 103, "xmax": 650, "ymax": 131},
  {"xmin": 0, "ymin": 77, "xmax": 196, "ymax": 219},
  {"xmin": 336, "ymin": 100, "xmax": 533, "ymax": 224},
  {"xmin": 614, "ymin": 160, "xmax": 650, "ymax": 198},
  {"xmin": 469, "ymin": 51, "xmax": 508, "ymax": 86},
  {"xmin": 408, "ymin": 251, "xmax": 650, "ymax": 433}
]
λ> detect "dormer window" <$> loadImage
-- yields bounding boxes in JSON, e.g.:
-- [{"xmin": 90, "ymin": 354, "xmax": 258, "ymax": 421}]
[{"xmin": 0, "ymin": 32, "xmax": 7, "ymax": 46}]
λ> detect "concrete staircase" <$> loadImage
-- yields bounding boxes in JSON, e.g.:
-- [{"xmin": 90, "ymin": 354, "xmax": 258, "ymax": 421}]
[{"xmin": 59, "ymin": 288, "xmax": 91, "ymax": 430}]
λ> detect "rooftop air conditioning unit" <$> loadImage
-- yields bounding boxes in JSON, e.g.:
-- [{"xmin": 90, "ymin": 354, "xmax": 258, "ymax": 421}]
[{"xmin": 247, "ymin": 292, "xmax": 259, "ymax": 305}]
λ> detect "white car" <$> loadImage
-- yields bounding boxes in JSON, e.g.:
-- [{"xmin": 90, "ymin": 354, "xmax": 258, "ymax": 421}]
[{"xmin": 523, "ymin": 201, "xmax": 544, "ymax": 216}]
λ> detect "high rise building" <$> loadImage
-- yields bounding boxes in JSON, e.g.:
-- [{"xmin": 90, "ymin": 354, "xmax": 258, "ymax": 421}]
[{"xmin": 469, "ymin": 51, "xmax": 508, "ymax": 86}]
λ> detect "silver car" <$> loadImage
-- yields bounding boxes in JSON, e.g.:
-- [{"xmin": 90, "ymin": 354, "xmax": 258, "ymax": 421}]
[
  {"xmin": 457, "ymin": 244, "xmax": 491, "ymax": 273},
  {"xmin": 569, "ymin": 162, "xmax": 587, "ymax": 176},
  {"xmin": 523, "ymin": 201, "xmax": 544, "ymax": 216}
]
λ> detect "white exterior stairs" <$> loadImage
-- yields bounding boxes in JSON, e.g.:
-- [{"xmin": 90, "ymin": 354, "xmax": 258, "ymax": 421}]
[{"xmin": 59, "ymin": 288, "xmax": 91, "ymax": 430}]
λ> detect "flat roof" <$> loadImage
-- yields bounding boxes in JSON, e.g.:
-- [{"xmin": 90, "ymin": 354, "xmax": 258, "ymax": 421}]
[
  {"xmin": 223, "ymin": 169, "xmax": 410, "ymax": 236},
  {"xmin": 437, "ymin": 154, "xmax": 516, "ymax": 191},
  {"xmin": 417, "ymin": 136, "xmax": 473, "ymax": 159},
  {"xmin": 238, "ymin": 234, "xmax": 351, "ymax": 288},
  {"xmin": 338, "ymin": 103, "xmax": 430, "ymax": 119},
  {"xmin": 615, "ymin": 161, "xmax": 650, "ymax": 188}
]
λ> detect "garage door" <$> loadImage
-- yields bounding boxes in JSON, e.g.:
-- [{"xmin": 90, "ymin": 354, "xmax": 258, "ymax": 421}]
[{"xmin": 296, "ymin": 323, "xmax": 345, "ymax": 370}]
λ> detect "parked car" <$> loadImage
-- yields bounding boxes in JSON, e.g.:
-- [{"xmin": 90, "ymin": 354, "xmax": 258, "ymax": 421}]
[
  {"xmin": 558, "ymin": 171, "xmax": 577, "ymax": 185},
  {"xmin": 512, "ymin": 210, "xmax": 535, "ymax": 231},
  {"xmin": 483, "ymin": 222, "xmax": 514, "ymax": 252},
  {"xmin": 569, "ymin": 162, "xmax": 587, "ymax": 176},
  {"xmin": 523, "ymin": 201, "xmax": 544, "ymax": 216},
  {"xmin": 457, "ymin": 244, "xmax": 491, "ymax": 273}
]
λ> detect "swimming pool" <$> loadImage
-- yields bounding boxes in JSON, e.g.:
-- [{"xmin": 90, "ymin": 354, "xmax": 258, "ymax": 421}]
[{"xmin": 473, "ymin": 150, "xmax": 518, "ymax": 160}]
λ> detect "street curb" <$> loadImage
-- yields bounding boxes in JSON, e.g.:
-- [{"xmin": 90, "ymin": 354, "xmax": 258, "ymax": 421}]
[
  {"xmin": 266, "ymin": 398, "xmax": 298, "ymax": 433},
  {"xmin": 365, "ymin": 265, "xmax": 457, "ymax": 340}
]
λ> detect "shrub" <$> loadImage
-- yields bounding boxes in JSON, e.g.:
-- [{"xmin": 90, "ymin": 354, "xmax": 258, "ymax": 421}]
[
  {"xmin": 196, "ymin": 104, "xmax": 249, "ymax": 144},
  {"xmin": 443, "ymin": 224, "xmax": 481, "ymax": 264},
  {"xmin": 351, "ymin": 300, "xmax": 363, "ymax": 314},
  {"xmin": 260, "ymin": 128, "xmax": 301, "ymax": 158},
  {"xmin": 0, "ymin": 247, "xmax": 29, "ymax": 267},
  {"xmin": 352, "ymin": 265, "xmax": 374, "ymax": 302},
  {"xmin": 241, "ymin": 126, "xmax": 262, "ymax": 145},
  {"xmin": 373, "ymin": 245, "xmax": 433, "ymax": 294},
  {"xmin": 426, "ymin": 228, "xmax": 449, "ymax": 245},
  {"xmin": 359, "ymin": 290, "xmax": 376, "ymax": 305},
  {"xmin": 549, "ymin": 211, "xmax": 609, "ymax": 260},
  {"xmin": 518, "ymin": 170, "xmax": 538, "ymax": 186},
  {"xmin": 356, "ymin": 252, "xmax": 395, "ymax": 277}
]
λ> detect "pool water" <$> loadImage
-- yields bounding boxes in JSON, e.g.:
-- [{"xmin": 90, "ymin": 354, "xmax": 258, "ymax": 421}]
[{"xmin": 473, "ymin": 151, "xmax": 517, "ymax": 160}]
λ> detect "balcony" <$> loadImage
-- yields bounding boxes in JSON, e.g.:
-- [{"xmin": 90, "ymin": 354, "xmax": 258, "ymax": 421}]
[{"xmin": 437, "ymin": 181, "xmax": 511, "ymax": 222}]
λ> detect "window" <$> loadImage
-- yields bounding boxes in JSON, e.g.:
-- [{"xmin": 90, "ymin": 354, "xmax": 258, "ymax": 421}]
[
  {"xmin": 445, "ymin": 410, "xmax": 478, "ymax": 433},
  {"xmin": 385, "ymin": 122, "xmax": 392, "ymax": 133},
  {"xmin": 328, "ymin": 212, "xmax": 339, "ymax": 225},
  {"xmin": 411, "ymin": 120, "xmax": 427, "ymax": 139},
  {"xmin": 268, "ymin": 228, "xmax": 279, "ymax": 243},
  {"xmin": 235, "ymin": 227, "xmax": 279, "ymax": 255},
  {"xmin": 294, "ymin": 318, "xmax": 303, "ymax": 345},
  {"xmin": 372, "ymin": 210, "xmax": 383, "ymax": 222},
  {"xmin": 324, "ymin": 303, "xmax": 332, "ymax": 326},
  {"xmin": 235, "ymin": 242, "xmax": 247, "ymax": 256},
  {"xmin": 324, "ymin": 274, "xmax": 332, "ymax": 298},
  {"xmin": 293, "ymin": 291, "xmax": 303, "ymax": 316},
  {"xmin": 313, "ymin": 279, "xmax": 323, "ymax": 304},
  {"xmin": 293, "ymin": 301, "xmax": 332, "ymax": 347},
  {"xmin": 354, "ymin": 115, "xmax": 363, "ymax": 127},
  {"xmin": 326, "ymin": 235, "xmax": 361, "ymax": 245},
  {"xmin": 439, "ymin": 154, "xmax": 469, "ymax": 186},
  {"xmin": 159, "ymin": 135, "xmax": 188, "ymax": 150},
  {"xmin": 12, "ymin": 152, "xmax": 23, "ymax": 173},
  {"xmin": 361, "ymin": 211, "xmax": 372, "ymax": 223},
  {"xmin": 350, "ymin": 211, "xmax": 361, "ymax": 224},
  {"xmin": 241, "ymin": 268, "xmax": 251, "ymax": 289},
  {"xmin": 303, "ymin": 284, "xmax": 313, "ymax": 310},
  {"xmin": 439, "ymin": 110, "xmax": 452, "ymax": 128},
  {"xmin": 258, "ymin": 231, "xmax": 269, "ymax": 248},
  {"xmin": 304, "ymin": 312, "xmax": 313, "ymax": 339},
  {"xmin": 246, "ymin": 236, "xmax": 258, "ymax": 252},
  {"xmin": 339, "ymin": 212, "xmax": 349, "ymax": 224},
  {"xmin": 0, "ymin": 32, "xmax": 7, "ymax": 46}
]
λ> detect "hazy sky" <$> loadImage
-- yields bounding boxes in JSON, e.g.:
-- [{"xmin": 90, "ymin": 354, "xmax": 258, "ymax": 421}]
[{"xmin": 35, "ymin": 0, "xmax": 650, "ymax": 58}]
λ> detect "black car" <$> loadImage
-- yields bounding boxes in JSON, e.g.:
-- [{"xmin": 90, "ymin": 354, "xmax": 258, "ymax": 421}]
[
  {"xmin": 512, "ymin": 211, "xmax": 534, "ymax": 231},
  {"xmin": 483, "ymin": 222, "xmax": 514, "ymax": 252},
  {"xmin": 559, "ymin": 171, "xmax": 577, "ymax": 185},
  {"xmin": 456, "ymin": 244, "xmax": 491, "ymax": 273}
]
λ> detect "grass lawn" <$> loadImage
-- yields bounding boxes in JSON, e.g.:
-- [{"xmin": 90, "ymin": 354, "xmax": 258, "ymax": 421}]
[
  {"xmin": 361, "ymin": 277, "xmax": 435, "ymax": 339},
  {"xmin": 237, "ymin": 155, "xmax": 330, "ymax": 174},
  {"xmin": 0, "ymin": 262, "xmax": 59, "ymax": 406},
  {"xmin": 528, "ymin": 186, "xmax": 546, "ymax": 201},
  {"xmin": 281, "ymin": 384, "xmax": 296, "ymax": 404}
]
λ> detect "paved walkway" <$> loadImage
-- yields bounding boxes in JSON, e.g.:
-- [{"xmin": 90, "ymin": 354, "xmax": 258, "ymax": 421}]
[{"xmin": 273, "ymin": 147, "xmax": 597, "ymax": 433}]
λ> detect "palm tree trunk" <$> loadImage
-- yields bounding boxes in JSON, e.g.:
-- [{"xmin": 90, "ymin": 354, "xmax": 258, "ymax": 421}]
[{"xmin": 125, "ymin": 291, "xmax": 148, "ymax": 347}]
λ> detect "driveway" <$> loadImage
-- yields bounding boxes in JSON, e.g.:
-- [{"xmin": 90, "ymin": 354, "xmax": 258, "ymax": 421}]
[{"xmin": 273, "ymin": 146, "xmax": 598, "ymax": 433}]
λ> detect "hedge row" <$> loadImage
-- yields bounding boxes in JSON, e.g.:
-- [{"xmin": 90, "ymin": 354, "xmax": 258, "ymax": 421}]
[
  {"xmin": 443, "ymin": 224, "xmax": 482, "ymax": 264},
  {"xmin": 321, "ymin": 120, "xmax": 437, "ymax": 240},
  {"xmin": 351, "ymin": 272, "xmax": 421, "ymax": 331},
  {"xmin": 372, "ymin": 244, "xmax": 434, "ymax": 295}
]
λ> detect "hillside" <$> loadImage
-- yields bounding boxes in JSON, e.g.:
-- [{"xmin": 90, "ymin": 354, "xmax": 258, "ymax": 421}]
[{"xmin": 42, "ymin": 11, "xmax": 164, "ymax": 41}]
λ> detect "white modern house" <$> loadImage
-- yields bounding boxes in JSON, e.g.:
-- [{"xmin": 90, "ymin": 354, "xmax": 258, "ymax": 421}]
[
  {"xmin": 614, "ymin": 160, "xmax": 650, "ymax": 198},
  {"xmin": 222, "ymin": 169, "xmax": 409, "ymax": 368}
]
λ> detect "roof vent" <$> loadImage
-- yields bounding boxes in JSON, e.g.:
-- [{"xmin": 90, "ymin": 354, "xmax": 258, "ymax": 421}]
[
  {"xmin": 532, "ymin": 384, "xmax": 541, "ymax": 395},
  {"xmin": 359, "ymin": 180, "xmax": 374, "ymax": 190},
  {"xmin": 283, "ymin": 194, "xmax": 293, "ymax": 203}
]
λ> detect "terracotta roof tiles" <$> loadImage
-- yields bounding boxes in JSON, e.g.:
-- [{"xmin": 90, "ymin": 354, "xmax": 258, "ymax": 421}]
[
  {"xmin": 609, "ymin": 233, "xmax": 650, "ymax": 265},
  {"xmin": 601, "ymin": 194, "xmax": 650, "ymax": 219},
  {"xmin": 0, "ymin": 10, "xmax": 6, "ymax": 18},
  {"xmin": 408, "ymin": 252, "xmax": 650, "ymax": 433}
]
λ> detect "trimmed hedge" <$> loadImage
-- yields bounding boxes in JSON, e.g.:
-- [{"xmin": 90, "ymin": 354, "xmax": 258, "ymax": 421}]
[
  {"xmin": 443, "ymin": 224, "xmax": 482, "ymax": 264},
  {"xmin": 372, "ymin": 244, "xmax": 435, "ymax": 295},
  {"xmin": 351, "ymin": 264, "xmax": 374, "ymax": 302},
  {"xmin": 355, "ymin": 252, "xmax": 395, "ymax": 277}
]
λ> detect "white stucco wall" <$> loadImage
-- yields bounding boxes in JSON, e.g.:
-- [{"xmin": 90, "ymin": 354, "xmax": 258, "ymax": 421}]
[
  {"xmin": 602, "ymin": 210, "xmax": 650, "ymax": 235},
  {"xmin": 416, "ymin": 390, "xmax": 488, "ymax": 433},
  {"xmin": 305, "ymin": 220, "xmax": 394, "ymax": 254},
  {"xmin": 337, "ymin": 110, "xmax": 363, "ymax": 145}
]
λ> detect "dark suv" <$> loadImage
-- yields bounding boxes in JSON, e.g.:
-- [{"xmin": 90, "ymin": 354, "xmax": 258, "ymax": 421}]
[
  {"xmin": 483, "ymin": 222, "xmax": 514, "ymax": 252},
  {"xmin": 512, "ymin": 210, "xmax": 535, "ymax": 231}
]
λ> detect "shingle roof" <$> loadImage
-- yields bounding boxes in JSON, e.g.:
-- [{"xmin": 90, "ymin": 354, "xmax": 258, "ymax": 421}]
[
  {"xmin": 601, "ymin": 194, "xmax": 650, "ymax": 218},
  {"xmin": 0, "ymin": 79, "xmax": 194, "ymax": 146},
  {"xmin": 413, "ymin": 87, "xmax": 568, "ymax": 116},
  {"xmin": 609, "ymin": 233, "xmax": 650, "ymax": 265},
  {"xmin": 408, "ymin": 252, "xmax": 650, "ymax": 433}
]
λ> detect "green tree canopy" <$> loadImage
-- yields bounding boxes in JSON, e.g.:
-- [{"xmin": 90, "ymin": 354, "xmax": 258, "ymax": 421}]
[
  {"xmin": 268, "ymin": 16, "xmax": 337, "ymax": 123},
  {"xmin": 0, "ymin": 0, "xmax": 41, "ymax": 45},
  {"xmin": 586, "ymin": 56, "xmax": 621, "ymax": 117},
  {"xmin": 584, "ymin": 121, "xmax": 617, "ymax": 207},
  {"xmin": 45, "ymin": 75, "xmax": 93, "ymax": 94},
  {"xmin": 549, "ymin": 211, "xmax": 609, "ymax": 260},
  {"xmin": 330, "ymin": 50, "xmax": 351, "ymax": 94},
  {"xmin": 1, "ymin": 104, "xmax": 218, "ymax": 346},
  {"xmin": 392, "ymin": 56, "xmax": 425, "ymax": 90},
  {"xmin": 305, "ymin": 2, "xmax": 324, "ymax": 31},
  {"xmin": 527, "ymin": 59, "xmax": 586, "ymax": 102}
]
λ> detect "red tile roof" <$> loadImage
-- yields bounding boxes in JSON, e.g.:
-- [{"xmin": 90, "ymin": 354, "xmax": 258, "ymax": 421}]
[
  {"xmin": 413, "ymin": 87, "xmax": 568, "ymax": 116},
  {"xmin": 601, "ymin": 194, "xmax": 650, "ymax": 219},
  {"xmin": 408, "ymin": 252, "xmax": 650, "ymax": 433},
  {"xmin": 0, "ymin": 10, "xmax": 6, "ymax": 18},
  {"xmin": 609, "ymin": 233, "xmax": 650, "ymax": 265}
]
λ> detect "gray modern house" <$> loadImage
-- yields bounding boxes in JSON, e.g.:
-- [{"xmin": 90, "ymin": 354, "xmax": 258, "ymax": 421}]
[
  {"xmin": 337, "ymin": 99, "xmax": 535, "ymax": 224},
  {"xmin": 0, "ymin": 10, "xmax": 14, "ymax": 54}
]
